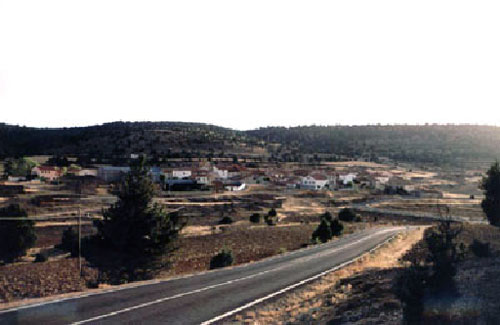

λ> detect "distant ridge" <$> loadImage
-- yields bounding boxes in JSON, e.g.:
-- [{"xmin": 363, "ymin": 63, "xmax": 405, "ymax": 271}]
[{"xmin": 1, "ymin": 122, "xmax": 500, "ymax": 165}]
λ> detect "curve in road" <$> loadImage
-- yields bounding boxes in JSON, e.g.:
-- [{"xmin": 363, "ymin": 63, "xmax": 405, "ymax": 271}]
[{"xmin": 0, "ymin": 226, "xmax": 406, "ymax": 325}]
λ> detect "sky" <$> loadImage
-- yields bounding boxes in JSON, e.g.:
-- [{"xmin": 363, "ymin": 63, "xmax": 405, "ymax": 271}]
[{"xmin": 0, "ymin": 1, "xmax": 499, "ymax": 130}]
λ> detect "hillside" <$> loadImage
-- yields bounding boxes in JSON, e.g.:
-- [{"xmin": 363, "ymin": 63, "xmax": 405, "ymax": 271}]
[
  {"xmin": 249, "ymin": 125, "xmax": 500, "ymax": 165},
  {"xmin": 2, "ymin": 122, "xmax": 500, "ymax": 165},
  {"xmin": 0, "ymin": 122, "xmax": 265, "ymax": 160}
]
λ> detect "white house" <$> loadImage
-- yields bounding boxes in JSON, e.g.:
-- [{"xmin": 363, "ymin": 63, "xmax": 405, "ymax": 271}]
[
  {"xmin": 213, "ymin": 166, "xmax": 229, "ymax": 179},
  {"xmin": 339, "ymin": 173, "xmax": 357, "ymax": 185},
  {"xmin": 172, "ymin": 169, "xmax": 192, "ymax": 179},
  {"xmin": 224, "ymin": 182, "xmax": 246, "ymax": 191},
  {"xmin": 301, "ymin": 174, "xmax": 329, "ymax": 190}
]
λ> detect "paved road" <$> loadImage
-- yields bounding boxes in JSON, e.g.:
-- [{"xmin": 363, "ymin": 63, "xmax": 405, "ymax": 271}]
[
  {"xmin": 0, "ymin": 226, "xmax": 406, "ymax": 325},
  {"xmin": 352, "ymin": 198, "xmax": 487, "ymax": 224}
]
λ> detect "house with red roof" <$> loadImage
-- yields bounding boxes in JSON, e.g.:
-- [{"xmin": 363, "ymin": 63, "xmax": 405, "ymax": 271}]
[{"xmin": 31, "ymin": 166, "xmax": 63, "ymax": 181}]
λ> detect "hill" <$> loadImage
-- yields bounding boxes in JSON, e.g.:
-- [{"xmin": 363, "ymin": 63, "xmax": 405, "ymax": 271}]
[
  {"xmin": 0, "ymin": 122, "xmax": 265, "ymax": 160},
  {"xmin": 249, "ymin": 125, "xmax": 500, "ymax": 165},
  {"xmin": 2, "ymin": 122, "xmax": 500, "ymax": 165}
]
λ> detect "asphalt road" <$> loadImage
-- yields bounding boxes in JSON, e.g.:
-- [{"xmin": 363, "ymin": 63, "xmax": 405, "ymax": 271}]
[{"xmin": 0, "ymin": 226, "xmax": 406, "ymax": 325}]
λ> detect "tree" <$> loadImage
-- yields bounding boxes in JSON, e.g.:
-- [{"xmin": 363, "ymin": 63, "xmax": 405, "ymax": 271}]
[
  {"xmin": 0, "ymin": 204, "xmax": 36, "ymax": 263},
  {"xmin": 330, "ymin": 218, "xmax": 344, "ymax": 236},
  {"xmin": 338, "ymin": 208, "xmax": 356, "ymax": 222},
  {"xmin": 249, "ymin": 213, "xmax": 261, "ymax": 223},
  {"xmin": 264, "ymin": 208, "xmax": 278, "ymax": 226},
  {"xmin": 4, "ymin": 157, "xmax": 37, "ymax": 178},
  {"xmin": 481, "ymin": 161, "xmax": 500, "ymax": 226},
  {"xmin": 57, "ymin": 226, "xmax": 79, "ymax": 257},
  {"xmin": 91, "ymin": 157, "xmax": 183, "ymax": 281},
  {"xmin": 312, "ymin": 219, "xmax": 332, "ymax": 243}
]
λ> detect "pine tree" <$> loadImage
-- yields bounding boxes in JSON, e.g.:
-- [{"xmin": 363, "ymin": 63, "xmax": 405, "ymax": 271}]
[
  {"xmin": 92, "ymin": 157, "xmax": 183, "ymax": 281},
  {"xmin": 312, "ymin": 219, "xmax": 332, "ymax": 243}
]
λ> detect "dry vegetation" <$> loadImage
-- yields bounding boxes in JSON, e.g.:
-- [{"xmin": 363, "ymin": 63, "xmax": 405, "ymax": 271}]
[{"xmin": 0, "ymin": 259, "xmax": 98, "ymax": 303}]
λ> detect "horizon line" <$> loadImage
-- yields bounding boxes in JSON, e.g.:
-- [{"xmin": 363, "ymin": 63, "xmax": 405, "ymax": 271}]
[{"xmin": 2, "ymin": 120, "xmax": 500, "ymax": 131}]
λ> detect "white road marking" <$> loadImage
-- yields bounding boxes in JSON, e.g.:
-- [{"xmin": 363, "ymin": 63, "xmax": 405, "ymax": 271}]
[
  {"xmin": 0, "ymin": 227, "xmax": 368, "ymax": 315},
  {"xmin": 69, "ymin": 227, "xmax": 403, "ymax": 324},
  {"xmin": 71, "ymin": 267, "xmax": 283, "ymax": 325}
]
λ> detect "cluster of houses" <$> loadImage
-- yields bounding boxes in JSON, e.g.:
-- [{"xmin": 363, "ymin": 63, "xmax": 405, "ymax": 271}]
[{"xmin": 20, "ymin": 161, "xmax": 424, "ymax": 195}]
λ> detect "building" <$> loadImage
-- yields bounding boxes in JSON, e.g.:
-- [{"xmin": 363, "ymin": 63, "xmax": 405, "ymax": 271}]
[
  {"xmin": 339, "ymin": 173, "xmax": 357, "ymax": 186},
  {"xmin": 31, "ymin": 166, "xmax": 63, "ymax": 181},
  {"xmin": 224, "ymin": 181, "xmax": 246, "ymax": 192},
  {"xmin": 192, "ymin": 170, "xmax": 211, "ymax": 185},
  {"xmin": 172, "ymin": 169, "xmax": 192, "ymax": 179},
  {"xmin": 97, "ymin": 166, "xmax": 131, "ymax": 182},
  {"xmin": 300, "ymin": 174, "xmax": 329, "ymax": 190}
]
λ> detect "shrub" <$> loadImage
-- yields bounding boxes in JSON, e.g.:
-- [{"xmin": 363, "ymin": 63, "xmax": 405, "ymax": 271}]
[
  {"xmin": 321, "ymin": 211, "xmax": 333, "ymax": 222},
  {"xmin": 394, "ymin": 263, "xmax": 427, "ymax": 323},
  {"xmin": 218, "ymin": 216, "xmax": 233, "ymax": 225},
  {"xmin": 338, "ymin": 208, "xmax": 356, "ymax": 222},
  {"xmin": 425, "ymin": 220, "xmax": 462, "ymax": 295},
  {"xmin": 58, "ymin": 226, "xmax": 79, "ymax": 257},
  {"xmin": 0, "ymin": 204, "xmax": 37, "ymax": 263},
  {"xmin": 330, "ymin": 219, "xmax": 344, "ymax": 236},
  {"xmin": 34, "ymin": 251, "xmax": 48, "ymax": 263},
  {"xmin": 249, "ymin": 213, "xmax": 261, "ymax": 223},
  {"xmin": 264, "ymin": 209, "xmax": 277, "ymax": 226},
  {"xmin": 312, "ymin": 219, "xmax": 332, "ymax": 243},
  {"xmin": 469, "ymin": 239, "xmax": 491, "ymax": 258},
  {"xmin": 210, "ymin": 248, "xmax": 234, "ymax": 269}
]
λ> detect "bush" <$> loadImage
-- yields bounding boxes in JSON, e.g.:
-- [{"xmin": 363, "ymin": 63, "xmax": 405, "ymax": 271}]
[
  {"xmin": 330, "ymin": 219, "xmax": 344, "ymax": 236},
  {"xmin": 394, "ymin": 263, "xmax": 428, "ymax": 323},
  {"xmin": 0, "ymin": 204, "xmax": 37, "ymax": 263},
  {"xmin": 338, "ymin": 208, "xmax": 356, "ymax": 222},
  {"xmin": 210, "ymin": 248, "xmax": 234, "ymax": 269},
  {"xmin": 58, "ymin": 226, "xmax": 79, "ymax": 257},
  {"xmin": 34, "ymin": 252, "xmax": 48, "ymax": 263},
  {"xmin": 249, "ymin": 213, "xmax": 261, "ymax": 223},
  {"xmin": 218, "ymin": 216, "xmax": 233, "ymax": 225},
  {"xmin": 469, "ymin": 239, "xmax": 491, "ymax": 258},
  {"xmin": 321, "ymin": 211, "xmax": 333, "ymax": 222},
  {"xmin": 312, "ymin": 219, "xmax": 332, "ymax": 243},
  {"xmin": 425, "ymin": 220, "xmax": 462, "ymax": 295},
  {"xmin": 264, "ymin": 209, "xmax": 278, "ymax": 226}
]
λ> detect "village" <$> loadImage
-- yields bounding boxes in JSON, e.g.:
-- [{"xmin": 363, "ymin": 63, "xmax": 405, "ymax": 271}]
[{"xmin": 0, "ymin": 155, "xmax": 490, "ymax": 321}]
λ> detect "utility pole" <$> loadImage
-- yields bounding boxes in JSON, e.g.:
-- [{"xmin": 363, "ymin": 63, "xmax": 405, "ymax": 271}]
[
  {"xmin": 78, "ymin": 205, "xmax": 82, "ymax": 276},
  {"xmin": 77, "ymin": 178, "xmax": 83, "ymax": 277}
]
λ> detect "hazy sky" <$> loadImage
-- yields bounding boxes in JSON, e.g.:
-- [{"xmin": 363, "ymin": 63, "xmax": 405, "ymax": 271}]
[{"xmin": 1, "ymin": 1, "xmax": 499, "ymax": 130}]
